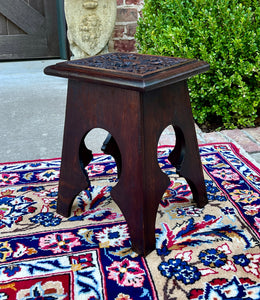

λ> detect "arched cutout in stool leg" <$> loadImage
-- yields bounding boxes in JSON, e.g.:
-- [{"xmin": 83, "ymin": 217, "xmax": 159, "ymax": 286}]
[
  {"xmin": 79, "ymin": 136, "xmax": 93, "ymax": 187},
  {"xmin": 101, "ymin": 133, "xmax": 122, "ymax": 178},
  {"xmin": 168, "ymin": 125, "xmax": 185, "ymax": 174},
  {"xmin": 168, "ymin": 124, "xmax": 207, "ymax": 208}
]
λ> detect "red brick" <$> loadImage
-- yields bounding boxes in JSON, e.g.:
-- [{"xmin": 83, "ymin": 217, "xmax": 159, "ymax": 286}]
[
  {"xmin": 117, "ymin": 8, "xmax": 138, "ymax": 22},
  {"xmin": 113, "ymin": 25, "xmax": 125, "ymax": 38},
  {"xmin": 126, "ymin": 23, "xmax": 137, "ymax": 37},
  {"xmin": 114, "ymin": 39, "xmax": 136, "ymax": 52},
  {"xmin": 126, "ymin": 0, "xmax": 143, "ymax": 4},
  {"xmin": 221, "ymin": 129, "xmax": 260, "ymax": 153},
  {"xmin": 201, "ymin": 132, "xmax": 228, "ymax": 144}
]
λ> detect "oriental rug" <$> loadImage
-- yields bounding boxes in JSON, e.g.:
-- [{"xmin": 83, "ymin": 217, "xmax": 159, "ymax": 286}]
[{"xmin": 0, "ymin": 143, "xmax": 259, "ymax": 300}]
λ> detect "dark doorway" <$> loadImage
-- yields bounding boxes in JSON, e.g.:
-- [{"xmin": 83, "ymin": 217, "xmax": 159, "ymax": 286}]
[{"xmin": 0, "ymin": 0, "xmax": 64, "ymax": 60}]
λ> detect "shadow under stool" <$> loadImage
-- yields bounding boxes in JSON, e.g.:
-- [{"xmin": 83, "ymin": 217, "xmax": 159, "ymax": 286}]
[{"xmin": 44, "ymin": 52, "xmax": 209, "ymax": 256}]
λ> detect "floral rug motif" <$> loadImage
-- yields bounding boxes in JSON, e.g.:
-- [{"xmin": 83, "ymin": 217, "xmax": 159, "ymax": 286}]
[{"xmin": 0, "ymin": 143, "xmax": 259, "ymax": 299}]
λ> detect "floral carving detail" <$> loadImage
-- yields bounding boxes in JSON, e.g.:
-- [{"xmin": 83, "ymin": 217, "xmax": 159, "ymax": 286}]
[
  {"xmin": 83, "ymin": 0, "xmax": 98, "ymax": 9},
  {"xmin": 70, "ymin": 53, "xmax": 188, "ymax": 75}
]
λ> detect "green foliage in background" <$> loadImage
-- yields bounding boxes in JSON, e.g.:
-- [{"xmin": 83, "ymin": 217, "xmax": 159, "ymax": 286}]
[{"xmin": 136, "ymin": 0, "xmax": 260, "ymax": 129}]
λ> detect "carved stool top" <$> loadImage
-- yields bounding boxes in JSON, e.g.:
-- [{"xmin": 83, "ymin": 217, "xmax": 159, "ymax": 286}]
[
  {"xmin": 67, "ymin": 53, "xmax": 188, "ymax": 75},
  {"xmin": 44, "ymin": 52, "xmax": 209, "ymax": 91}
]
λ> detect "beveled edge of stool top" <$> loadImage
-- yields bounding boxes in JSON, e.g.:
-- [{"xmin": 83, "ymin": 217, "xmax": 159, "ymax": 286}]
[{"xmin": 44, "ymin": 52, "xmax": 209, "ymax": 91}]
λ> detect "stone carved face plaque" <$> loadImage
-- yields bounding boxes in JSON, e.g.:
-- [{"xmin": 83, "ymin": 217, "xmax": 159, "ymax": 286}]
[
  {"xmin": 65, "ymin": 0, "xmax": 117, "ymax": 58},
  {"xmin": 83, "ymin": 0, "xmax": 98, "ymax": 9}
]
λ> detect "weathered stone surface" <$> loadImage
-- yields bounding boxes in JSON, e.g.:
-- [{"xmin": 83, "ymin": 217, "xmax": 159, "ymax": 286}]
[
  {"xmin": 65, "ymin": 0, "xmax": 117, "ymax": 58},
  {"xmin": 244, "ymin": 127, "xmax": 260, "ymax": 144},
  {"xmin": 221, "ymin": 129, "xmax": 260, "ymax": 153}
]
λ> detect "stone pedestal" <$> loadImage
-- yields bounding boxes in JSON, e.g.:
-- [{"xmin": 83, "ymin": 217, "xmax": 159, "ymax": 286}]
[{"xmin": 64, "ymin": 0, "xmax": 117, "ymax": 58}]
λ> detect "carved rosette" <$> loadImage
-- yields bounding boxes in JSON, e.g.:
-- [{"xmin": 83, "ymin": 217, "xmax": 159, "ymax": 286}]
[
  {"xmin": 64, "ymin": 0, "xmax": 117, "ymax": 58},
  {"xmin": 83, "ymin": 0, "xmax": 98, "ymax": 9}
]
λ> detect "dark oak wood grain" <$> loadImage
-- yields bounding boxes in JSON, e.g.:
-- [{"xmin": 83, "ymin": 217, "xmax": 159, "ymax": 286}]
[{"xmin": 44, "ymin": 53, "xmax": 209, "ymax": 256}]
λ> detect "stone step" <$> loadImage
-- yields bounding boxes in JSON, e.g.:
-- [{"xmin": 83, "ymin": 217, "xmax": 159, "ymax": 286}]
[{"xmin": 158, "ymin": 125, "xmax": 260, "ymax": 165}]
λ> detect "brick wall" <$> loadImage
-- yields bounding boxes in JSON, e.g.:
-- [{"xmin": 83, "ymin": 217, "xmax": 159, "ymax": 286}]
[{"xmin": 109, "ymin": 0, "xmax": 144, "ymax": 53}]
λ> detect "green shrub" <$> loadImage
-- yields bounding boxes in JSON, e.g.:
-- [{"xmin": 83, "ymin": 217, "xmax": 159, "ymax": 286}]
[{"xmin": 136, "ymin": 0, "xmax": 260, "ymax": 129}]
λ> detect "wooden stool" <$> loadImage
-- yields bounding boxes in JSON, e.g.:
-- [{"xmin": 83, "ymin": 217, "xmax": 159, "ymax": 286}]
[{"xmin": 44, "ymin": 53, "xmax": 209, "ymax": 256}]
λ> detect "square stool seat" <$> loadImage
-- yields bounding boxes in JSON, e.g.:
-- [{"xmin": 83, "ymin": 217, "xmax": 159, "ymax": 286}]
[{"xmin": 44, "ymin": 52, "xmax": 209, "ymax": 256}]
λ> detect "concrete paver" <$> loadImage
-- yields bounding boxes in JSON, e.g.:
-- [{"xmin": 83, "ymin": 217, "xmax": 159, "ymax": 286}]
[
  {"xmin": 1, "ymin": 60, "xmax": 67, "ymax": 162},
  {"xmin": 251, "ymin": 153, "xmax": 260, "ymax": 164},
  {"xmin": 243, "ymin": 127, "xmax": 260, "ymax": 145},
  {"xmin": 221, "ymin": 129, "xmax": 260, "ymax": 153},
  {"xmin": 199, "ymin": 132, "xmax": 229, "ymax": 144},
  {"xmin": 159, "ymin": 126, "xmax": 260, "ymax": 165},
  {"xmin": 0, "ymin": 60, "xmax": 109, "ymax": 163}
]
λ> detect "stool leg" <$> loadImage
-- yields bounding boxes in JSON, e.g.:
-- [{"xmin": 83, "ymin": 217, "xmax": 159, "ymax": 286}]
[
  {"xmin": 168, "ymin": 125, "xmax": 185, "ymax": 173},
  {"xmin": 79, "ymin": 137, "xmax": 94, "ymax": 186},
  {"xmin": 108, "ymin": 96, "xmax": 170, "ymax": 255},
  {"xmin": 111, "ymin": 143, "xmax": 169, "ymax": 256},
  {"xmin": 168, "ymin": 86, "xmax": 208, "ymax": 208},
  {"xmin": 168, "ymin": 127, "xmax": 207, "ymax": 208},
  {"xmin": 56, "ymin": 95, "xmax": 93, "ymax": 217},
  {"xmin": 57, "ymin": 136, "xmax": 93, "ymax": 217}
]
